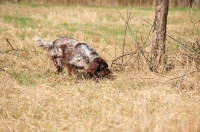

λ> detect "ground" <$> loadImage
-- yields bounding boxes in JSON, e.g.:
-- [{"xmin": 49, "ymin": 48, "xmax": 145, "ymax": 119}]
[{"xmin": 0, "ymin": 2, "xmax": 200, "ymax": 131}]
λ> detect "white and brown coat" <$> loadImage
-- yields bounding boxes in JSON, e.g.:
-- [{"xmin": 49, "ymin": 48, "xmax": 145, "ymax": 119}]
[{"xmin": 34, "ymin": 36, "xmax": 112, "ymax": 79}]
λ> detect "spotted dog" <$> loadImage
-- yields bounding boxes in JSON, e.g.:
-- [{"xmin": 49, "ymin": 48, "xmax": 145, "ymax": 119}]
[{"xmin": 34, "ymin": 36, "xmax": 112, "ymax": 80}]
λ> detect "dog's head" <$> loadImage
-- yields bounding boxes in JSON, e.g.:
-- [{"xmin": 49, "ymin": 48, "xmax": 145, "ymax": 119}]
[{"xmin": 92, "ymin": 57, "xmax": 112, "ymax": 77}]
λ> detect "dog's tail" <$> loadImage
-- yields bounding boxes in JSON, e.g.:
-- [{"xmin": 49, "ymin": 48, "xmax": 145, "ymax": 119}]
[{"xmin": 33, "ymin": 36, "xmax": 53, "ymax": 50}]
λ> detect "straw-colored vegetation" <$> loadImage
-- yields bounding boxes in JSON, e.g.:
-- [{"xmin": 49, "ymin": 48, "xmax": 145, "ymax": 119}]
[
  {"xmin": 0, "ymin": 2, "xmax": 200, "ymax": 132},
  {"xmin": 5, "ymin": 0, "xmax": 200, "ymax": 7}
]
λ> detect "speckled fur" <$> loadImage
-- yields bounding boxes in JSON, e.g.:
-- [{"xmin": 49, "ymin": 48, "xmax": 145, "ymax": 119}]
[{"xmin": 34, "ymin": 36, "xmax": 112, "ymax": 80}]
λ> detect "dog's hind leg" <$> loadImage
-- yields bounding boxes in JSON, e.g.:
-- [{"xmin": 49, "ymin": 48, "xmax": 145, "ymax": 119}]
[
  {"xmin": 66, "ymin": 63, "xmax": 76, "ymax": 76},
  {"xmin": 51, "ymin": 56, "xmax": 64, "ymax": 74}
]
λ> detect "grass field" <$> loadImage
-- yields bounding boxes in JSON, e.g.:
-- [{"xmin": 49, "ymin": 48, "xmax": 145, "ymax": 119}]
[{"xmin": 0, "ymin": 2, "xmax": 200, "ymax": 132}]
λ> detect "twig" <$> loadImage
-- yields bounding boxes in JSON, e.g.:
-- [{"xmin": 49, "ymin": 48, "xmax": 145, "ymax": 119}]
[
  {"xmin": 6, "ymin": 38, "xmax": 15, "ymax": 50},
  {"xmin": 115, "ymin": 35, "xmax": 117, "ymax": 59},
  {"xmin": 122, "ymin": 6, "xmax": 133, "ymax": 64},
  {"xmin": 111, "ymin": 51, "xmax": 137, "ymax": 68},
  {"xmin": 124, "ymin": 51, "xmax": 136, "ymax": 66},
  {"xmin": 166, "ymin": 35, "xmax": 193, "ymax": 52},
  {"xmin": 143, "ymin": 20, "xmax": 154, "ymax": 46},
  {"xmin": 0, "ymin": 67, "xmax": 11, "ymax": 74},
  {"xmin": 0, "ymin": 49, "xmax": 44, "ymax": 54},
  {"xmin": 115, "ymin": 7, "xmax": 144, "ymax": 58},
  {"xmin": 144, "ymin": 20, "xmax": 192, "ymax": 51},
  {"xmin": 1, "ymin": 38, "xmax": 44, "ymax": 54},
  {"xmin": 103, "ymin": 47, "xmax": 113, "ymax": 59},
  {"xmin": 166, "ymin": 71, "xmax": 195, "ymax": 82},
  {"xmin": 114, "ymin": 6, "xmax": 152, "ymax": 71}
]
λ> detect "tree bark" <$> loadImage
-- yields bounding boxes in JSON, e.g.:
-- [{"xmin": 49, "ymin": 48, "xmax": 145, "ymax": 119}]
[{"xmin": 150, "ymin": 0, "xmax": 169, "ymax": 73}]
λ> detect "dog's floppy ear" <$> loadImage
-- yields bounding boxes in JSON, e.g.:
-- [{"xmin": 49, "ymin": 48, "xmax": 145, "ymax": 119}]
[
  {"xmin": 99, "ymin": 61, "xmax": 108, "ymax": 70},
  {"xmin": 87, "ymin": 59, "xmax": 99, "ymax": 74},
  {"xmin": 98, "ymin": 58, "xmax": 108, "ymax": 71}
]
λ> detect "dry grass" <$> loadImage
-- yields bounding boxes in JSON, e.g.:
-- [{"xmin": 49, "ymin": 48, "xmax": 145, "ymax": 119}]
[{"xmin": 0, "ymin": 2, "xmax": 200, "ymax": 132}]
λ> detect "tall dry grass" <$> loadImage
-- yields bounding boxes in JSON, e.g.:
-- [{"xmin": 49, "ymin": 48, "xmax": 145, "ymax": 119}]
[
  {"xmin": 5, "ymin": 0, "xmax": 200, "ymax": 7},
  {"xmin": 0, "ymin": 2, "xmax": 200, "ymax": 132}
]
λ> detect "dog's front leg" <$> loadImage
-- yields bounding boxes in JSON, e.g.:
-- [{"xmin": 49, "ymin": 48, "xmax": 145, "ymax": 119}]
[
  {"xmin": 87, "ymin": 72, "xmax": 100, "ymax": 82},
  {"xmin": 94, "ymin": 72, "xmax": 100, "ymax": 82}
]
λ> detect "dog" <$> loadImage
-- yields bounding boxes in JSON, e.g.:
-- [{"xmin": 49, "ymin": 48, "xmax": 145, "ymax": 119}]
[{"xmin": 34, "ymin": 36, "xmax": 112, "ymax": 80}]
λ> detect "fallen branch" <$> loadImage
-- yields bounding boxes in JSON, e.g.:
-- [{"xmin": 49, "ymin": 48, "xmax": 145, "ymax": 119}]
[
  {"xmin": 0, "ymin": 49, "xmax": 44, "ymax": 54},
  {"xmin": 166, "ymin": 71, "xmax": 195, "ymax": 82},
  {"xmin": 0, "ymin": 38, "xmax": 44, "ymax": 54}
]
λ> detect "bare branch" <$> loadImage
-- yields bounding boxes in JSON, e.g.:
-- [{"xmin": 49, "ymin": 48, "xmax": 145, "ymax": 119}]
[
  {"xmin": 166, "ymin": 71, "xmax": 195, "ymax": 82},
  {"xmin": 111, "ymin": 51, "xmax": 137, "ymax": 68},
  {"xmin": 143, "ymin": 20, "xmax": 154, "ymax": 46},
  {"xmin": 122, "ymin": 6, "xmax": 133, "ymax": 64},
  {"xmin": 114, "ymin": 6, "xmax": 153, "ymax": 71},
  {"xmin": 0, "ymin": 48, "xmax": 44, "ymax": 54},
  {"xmin": 6, "ymin": 38, "xmax": 15, "ymax": 50},
  {"xmin": 115, "ymin": 7, "xmax": 143, "ymax": 56},
  {"xmin": 144, "ymin": 20, "xmax": 192, "ymax": 52}
]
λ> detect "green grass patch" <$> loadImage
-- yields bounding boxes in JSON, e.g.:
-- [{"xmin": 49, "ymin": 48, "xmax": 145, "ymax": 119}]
[
  {"xmin": 63, "ymin": 23, "xmax": 79, "ymax": 33},
  {"xmin": 2, "ymin": 15, "xmax": 35, "ymax": 28},
  {"xmin": 11, "ymin": 71, "xmax": 37, "ymax": 86},
  {"xmin": 169, "ymin": 7, "xmax": 200, "ymax": 12},
  {"xmin": 62, "ymin": 22, "xmax": 126, "ymax": 44},
  {"xmin": 63, "ymin": 23, "xmax": 125, "ymax": 36},
  {"xmin": 135, "ymin": 7, "xmax": 154, "ymax": 11}
]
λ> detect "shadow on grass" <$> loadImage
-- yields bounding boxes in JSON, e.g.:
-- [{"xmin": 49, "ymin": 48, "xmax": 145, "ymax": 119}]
[{"xmin": 75, "ymin": 71, "xmax": 115, "ymax": 82}]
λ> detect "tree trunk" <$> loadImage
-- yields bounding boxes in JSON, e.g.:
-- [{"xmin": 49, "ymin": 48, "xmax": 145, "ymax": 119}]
[
  {"xmin": 150, "ymin": 0, "xmax": 169, "ymax": 73},
  {"xmin": 194, "ymin": 0, "xmax": 200, "ymax": 7}
]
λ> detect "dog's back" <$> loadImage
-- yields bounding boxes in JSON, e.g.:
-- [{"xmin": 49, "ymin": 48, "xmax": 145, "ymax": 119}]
[
  {"xmin": 53, "ymin": 37, "xmax": 78, "ymax": 49},
  {"xmin": 51, "ymin": 37, "xmax": 79, "ymax": 58},
  {"xmin": 69, "ymin": 43, "xmax": 99, "ymax": 69},
  {"xmin": 34, "ymin": 36, "xmax": 79, "ymax": 73},
  {"xmin": 34, "ymin": 36, "xmax": 79, "ymax": 57}
]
